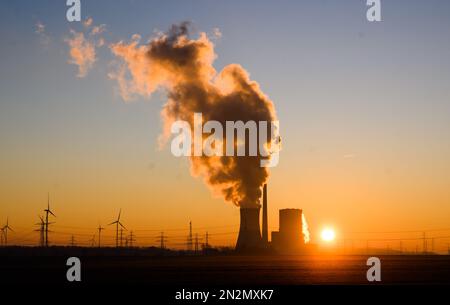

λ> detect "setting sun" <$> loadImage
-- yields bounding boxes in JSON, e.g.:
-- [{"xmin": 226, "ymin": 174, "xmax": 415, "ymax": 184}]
[{"xmin": 321, "ymin": 228, "xmax": 336, "ymax": 242}]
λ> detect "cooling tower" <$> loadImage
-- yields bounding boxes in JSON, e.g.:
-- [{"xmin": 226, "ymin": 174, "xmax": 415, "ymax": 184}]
[
  {"xmin": 279, "ymin": 209, "xmax": 303, "ymax": 237},
  {"xmin": 271, "ymin": 208, "xmax": 305, "ymax": 252},
  {"xmin": 235, "ymin": 207, "xmax": 263, "ymax": 251}
]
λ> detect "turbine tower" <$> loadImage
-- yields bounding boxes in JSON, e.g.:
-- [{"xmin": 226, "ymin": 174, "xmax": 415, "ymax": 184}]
[
  {"xmin": 2, "ymin": 217, "xmax": 14, "ymax": 246},
  {"xmin": 44, "ymin": 193, "xmax": 56, "ymax": 247},
  {"xmin": 97, "ymin": 225, "xmax": 105, "ymax": 248},
  {"xmin": 109, "ymin": 209, "xmax": 126, "ymax": 247},
  {"xmin": 34, "ymin": 215, "xmax": 47, "ymax": 247},
  {"xmin": 120, "ymin": 227, "xmax": 124, "ymax": 247}
]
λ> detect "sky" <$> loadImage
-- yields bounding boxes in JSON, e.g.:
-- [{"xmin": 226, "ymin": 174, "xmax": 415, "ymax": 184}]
[{"xmin": 1, "ymin": 0, "xmax": 450, "ymax": 251}]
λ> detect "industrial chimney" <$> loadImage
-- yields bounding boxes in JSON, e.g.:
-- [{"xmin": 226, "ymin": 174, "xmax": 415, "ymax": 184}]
[
  {"xmin": 235, "ymin": 207, "xmax": 263, "ymax": 251},
  {"xmin": 262, "ymin": 184, "xmax": 268, "ymax": 244}
]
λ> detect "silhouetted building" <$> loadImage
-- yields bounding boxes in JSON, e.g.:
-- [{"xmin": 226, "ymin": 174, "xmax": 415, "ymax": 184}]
[
  {"xmin": 235, "ymin": 207, "xmax": 263, "ymax": 251},
  {"xmin": 271, "ymin": 209, "xmax": 305, "ymax": 253}
]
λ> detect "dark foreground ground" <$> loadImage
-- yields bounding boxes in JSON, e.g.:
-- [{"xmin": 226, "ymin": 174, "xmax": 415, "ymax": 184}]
[{"xmin": 0, "ymin": 248, "xmax": 449, "ymax": 285}]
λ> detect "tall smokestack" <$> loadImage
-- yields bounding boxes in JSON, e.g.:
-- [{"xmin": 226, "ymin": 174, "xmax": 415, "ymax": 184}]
[
  {"xmin": 262, "ymin": 184, "xmax": 268, "ymax": 244},
  {"xmin": 236, "ymin": 208, "xmax": 263, "ymax": 251}
]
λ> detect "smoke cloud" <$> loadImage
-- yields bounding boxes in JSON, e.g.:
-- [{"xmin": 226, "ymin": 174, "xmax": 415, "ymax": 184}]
[
  {"xmin": 65, "ymin": 18, "xmax": 106, "ymax": 78},
  {"xmin": 65, "ymin": 30, "xmax": 96, "ymax": 77},
  {"xmin": 302, "ymin": 213, "xmax": 310, "ymax": 243},
  {"xmin": 110, "ymin": 22, "xmax": 278, "ymax": 208},
  {"xmin": 35, "ymin": 21, "xmax": 50, "ymax": 45}
]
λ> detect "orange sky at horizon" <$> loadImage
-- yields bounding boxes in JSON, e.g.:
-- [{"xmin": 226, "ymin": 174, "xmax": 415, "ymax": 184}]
[{"xmin": 1, "ymin": 131, "xmax": 450, "ymax": 252}]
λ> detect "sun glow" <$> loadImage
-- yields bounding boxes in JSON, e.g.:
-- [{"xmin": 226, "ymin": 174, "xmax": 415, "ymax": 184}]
[{"xmin": 321, "ymin": 228, "xmax": 335, "ymax": 242}]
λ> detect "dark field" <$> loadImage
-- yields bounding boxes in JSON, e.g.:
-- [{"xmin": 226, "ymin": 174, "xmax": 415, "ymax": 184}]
[{"xmin": 0, "ymin": 249, "xmax": 449, "ymax": 285}]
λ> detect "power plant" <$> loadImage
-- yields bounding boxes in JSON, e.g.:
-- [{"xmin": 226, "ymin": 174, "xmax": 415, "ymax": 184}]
[
  {"xmin": 235, "ymin": 184, "xmax": 308, "ymax": 253},
  {"xmin": 235, "ymin": 207, "xmax": 263, "ymax": 251},
  {"xmin": 271, "ymin": 209, "xmax": 305, "ymax": 253}
]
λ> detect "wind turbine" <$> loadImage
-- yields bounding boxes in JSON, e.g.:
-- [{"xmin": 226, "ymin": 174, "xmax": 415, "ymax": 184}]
[
  {"xmin": 44, "ymin": 193, "xmax": 56, "ymax": 247},
  {"xmin": 35, "ymin": 215, "xmax": 54, "ymax": 247},
  {"xmin": 2, "ymin": 217, "xmax": 14, "ymax": 246},
  {"xmin": 34, "ymin": 215, "xmax": 46, "ymax": 247},
  {"xmin": 0, "ymin": 227, "xmax": 4, "ymax": 246},
  {"xmin": 109, "ymin": 209, "xmax": 126, "ymax": 247},
  {"xmin": 97, "ymin": 225, "xmax": 105, "ymax": 248}
]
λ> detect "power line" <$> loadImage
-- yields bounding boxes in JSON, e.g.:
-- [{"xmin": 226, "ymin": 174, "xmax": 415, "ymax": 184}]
[
  {"xmin": 157, "ymin": 232, "xmax": 166, "ymax": 249},
  {"xmin": 128, "ymin": 231, "xmax": 136, "ymax": 247},
  {"xmin": 186, "ymin": 221, "xmax": 193, "ymax": 251},
  {"xmin": 194, "ymin": 233, "xmax": 199, "ymax": 253},
  {"xmin": 346, "ymin": 228, "xmax": 450, "ymax": 234}
]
